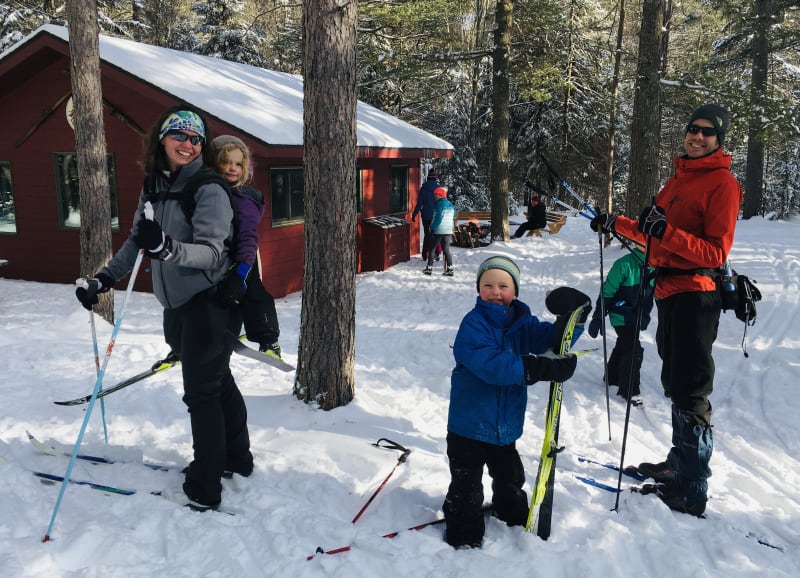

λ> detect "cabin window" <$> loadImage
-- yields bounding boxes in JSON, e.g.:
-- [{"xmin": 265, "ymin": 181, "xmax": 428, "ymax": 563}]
[
  {"xmin": 0, "ymin": 162, "xmax": 16, "ymax": 234},
  {"xmin": 270, "ymin": 167, "xmax": 304, "ymax": 225},
  {"xmin": 389, "ymin": 165, "xmax": 408, "ymax": 214},
  {"xmin": 54, "ymin": 153, "xmax": 119, "ymax": 231}
]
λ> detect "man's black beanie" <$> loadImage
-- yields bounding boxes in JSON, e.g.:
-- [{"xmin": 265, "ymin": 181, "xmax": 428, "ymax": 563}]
[{"xmin": 688, "ymin": 104, "xmax": 730, "ymax": 145}]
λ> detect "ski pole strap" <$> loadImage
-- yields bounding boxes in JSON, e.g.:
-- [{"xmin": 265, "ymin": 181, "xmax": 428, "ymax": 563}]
[{"xmin": 373, "ymin": 438, "xmax": 411, "ymax": 462}]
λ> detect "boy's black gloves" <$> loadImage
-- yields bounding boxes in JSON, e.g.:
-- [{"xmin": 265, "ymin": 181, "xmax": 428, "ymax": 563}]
[
  {"xmin": 588, "ymin": 315, "xmax": 603, "ymax": 338},
  {"xmin": 523, "ymin": 352, "xmax": 578, "ymax": 385},
  {"xmin": 545, "ymin": 287, "xmax": 591, "ymax": 323}
]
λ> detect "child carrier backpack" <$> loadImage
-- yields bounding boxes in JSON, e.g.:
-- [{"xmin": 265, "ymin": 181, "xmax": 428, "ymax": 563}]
[{"xmin": 142, "ymin": 170, "xmax": 240, "ymax": 253}]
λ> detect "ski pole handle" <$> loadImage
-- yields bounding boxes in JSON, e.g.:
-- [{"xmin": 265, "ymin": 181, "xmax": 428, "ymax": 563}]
[{"xmin": 144, "ymin": 201, "xmax": 154, "ymax": 221}]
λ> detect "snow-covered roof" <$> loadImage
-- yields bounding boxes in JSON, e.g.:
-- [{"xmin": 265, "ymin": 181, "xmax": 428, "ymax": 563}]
[{"xmin": 5, "ymin": 25, "xmax": 453, "ymax": 153}]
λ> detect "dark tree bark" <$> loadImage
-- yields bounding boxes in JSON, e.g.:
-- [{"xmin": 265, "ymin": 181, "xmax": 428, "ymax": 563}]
[
  {"xmin": 743, "ymin": 0, "xmax": 770, "ymax": 219},
  {"xmin": 626, "ymin": 0, "xmax": 664, "ymax": 216},
  {"xmin": 490, "ymin": 0, "xmax": 512, "ymax": 241},
  {"xmin": 603, "ymin": 0, "xmax": 625, "ymax": 217},
  {"xmin": 66, "ymin": 0, "xmax": 114, "ymax": 323},
  {"xmin": 294, "ymin": 0, "xmax": 358, "ymax": 409}
]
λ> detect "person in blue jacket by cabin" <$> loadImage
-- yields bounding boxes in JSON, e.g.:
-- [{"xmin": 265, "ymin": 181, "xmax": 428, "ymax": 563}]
[
  {"xmin": 442, "ymin": 256, "xmax": 591, "ymax": 548},
  {"xmin": 422, "ymin": 186, "xmax": 455, "ymax": 276},
  {"xmin": 412, "ymin": 168, "xmax": 441, "ymax": 261}
]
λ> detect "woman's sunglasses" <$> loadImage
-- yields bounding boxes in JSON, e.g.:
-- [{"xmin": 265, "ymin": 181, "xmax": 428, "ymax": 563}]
[
  {"xmin": 167, "ymin": 131, "xmax": 204, "ymax": 146},
  {"xmin": 686, "ymin": 124, "xmax": 717, "ymax": 137}
]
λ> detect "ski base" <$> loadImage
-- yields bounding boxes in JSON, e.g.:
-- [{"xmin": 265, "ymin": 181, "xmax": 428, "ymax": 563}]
[
  {"xmin": 27, "ymin": 431, "xmax": 176, "ymax": 472},
  {"xmin": 225, "ymin": 332, "xmax": 295, "ymax": 372},
  {"xmin": 54, "ymin": 355, "xmax": 180, "ymax": 406}
]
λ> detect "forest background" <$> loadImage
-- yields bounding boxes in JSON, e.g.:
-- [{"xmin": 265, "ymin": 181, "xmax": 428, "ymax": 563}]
[{"xmin": 2, "ymin": 1, "xmax": 799, "ymax": 219}]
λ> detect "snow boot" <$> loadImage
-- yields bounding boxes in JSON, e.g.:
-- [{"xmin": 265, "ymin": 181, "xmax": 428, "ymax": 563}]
[{"xmin": 665, "ymin": 405, "xmax": 713, "ymax": 509}]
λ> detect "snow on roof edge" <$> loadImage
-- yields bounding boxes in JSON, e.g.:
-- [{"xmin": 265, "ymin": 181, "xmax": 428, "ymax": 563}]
[{"xmin": 6, "ymin": 24, "xmax": 453, "ymax": 153}]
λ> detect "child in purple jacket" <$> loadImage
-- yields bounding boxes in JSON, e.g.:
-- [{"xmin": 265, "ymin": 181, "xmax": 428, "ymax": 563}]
[{"xmin": 212, "ymin": 136, "xmax": 282, "ymax": 359}]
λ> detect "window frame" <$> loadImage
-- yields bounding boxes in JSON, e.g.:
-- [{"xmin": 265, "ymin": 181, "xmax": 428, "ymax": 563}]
[
  {"xmin": 389, "ymin": 165, "xmax": 409, "ymax": 214},
  {"xmin": 53, "ymin": 152, "xmax": 120, "ymax": 231},
  {"xmin": 269, "ymin": 166, "xmax": 304, "ymax": 226},
  {"xmin": 0, "ymin": 161, "xmax": 17, "ymax": 235}
]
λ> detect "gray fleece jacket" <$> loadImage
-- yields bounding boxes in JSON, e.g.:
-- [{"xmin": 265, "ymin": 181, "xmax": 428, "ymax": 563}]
[{"xmin": 102, "ymin": 157, "xmax": 234, "ymax": 309}]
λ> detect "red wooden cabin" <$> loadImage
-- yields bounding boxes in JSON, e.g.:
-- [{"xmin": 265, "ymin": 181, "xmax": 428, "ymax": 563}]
[{"xmin": 0, "ymin": 25, "xmax": 453, "ymax": 297}]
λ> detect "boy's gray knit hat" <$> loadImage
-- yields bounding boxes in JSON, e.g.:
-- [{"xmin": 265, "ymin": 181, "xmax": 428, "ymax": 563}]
[{"xmin": 477, "ymin": 256, "xmax": 520, "ymax": 296}]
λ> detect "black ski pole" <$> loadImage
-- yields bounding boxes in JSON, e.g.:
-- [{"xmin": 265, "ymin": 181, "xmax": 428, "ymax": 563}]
[
  {"xmin": 613, "ymin": 203, "xmax": 654, "ymax": 511},
  {"xmin": 351, "ymin": 438, "xmax": 411, "ymax": 524},
  {"xmin": 598, "ymin": 233, "xmax": 612, "ymax": 441}
]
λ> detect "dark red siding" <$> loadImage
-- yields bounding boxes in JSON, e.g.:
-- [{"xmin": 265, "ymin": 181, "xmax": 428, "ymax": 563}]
[{"xmin": 0, "ymin": 33, "xmax": 436, "ymax": 298}]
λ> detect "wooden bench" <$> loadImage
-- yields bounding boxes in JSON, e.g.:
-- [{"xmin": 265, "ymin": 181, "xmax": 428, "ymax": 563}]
[
  {"xmin": 450, "ymin": 210, "xmax": 567, "ymax": 246},
  {"xmin": 457, "ymin": 211, "xmax": 492, "ymax": 222},
  {"xmin": 525, "ymin": 211, "xmax": 568, "ymax": 237},
  {"xmin": 452, "ymin": 211, "xmax": 492, "ymax": 248}
]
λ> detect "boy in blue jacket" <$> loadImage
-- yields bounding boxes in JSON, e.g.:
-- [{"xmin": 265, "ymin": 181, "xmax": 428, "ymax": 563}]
[{"xmin": 443, "ymin": 256, "xmax": 590, "ymax": 548}]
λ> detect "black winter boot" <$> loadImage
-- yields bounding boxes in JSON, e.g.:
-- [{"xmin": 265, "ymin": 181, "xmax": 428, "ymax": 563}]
[{"xmin": 637, "ymin": 461, "xmax": 676, "ymax": 484}]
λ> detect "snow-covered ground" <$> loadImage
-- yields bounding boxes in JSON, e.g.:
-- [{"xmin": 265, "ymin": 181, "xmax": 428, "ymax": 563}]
[{"xmin": 1, "ymin": 215, "xmax": 798, "ymax": 577}]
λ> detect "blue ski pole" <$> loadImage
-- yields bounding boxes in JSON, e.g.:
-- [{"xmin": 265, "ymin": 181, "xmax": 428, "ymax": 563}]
[
  {"xmin": 86, "ymin": 305, "xmax": 109, "ymax": 444},
  {"xmin": 540, "ymin": 153, "xmax": 597, "ymax": 217},
  {"xmin": 43, "ymin": 204, "xmax": 152, "ymax": 542}
]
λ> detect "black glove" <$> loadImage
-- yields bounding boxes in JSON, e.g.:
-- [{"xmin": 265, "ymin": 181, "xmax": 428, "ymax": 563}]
[
  {"xmin": 588, "ymin": 316, "xmax": 602, "ymax": 338},
  {"xmin": 545, "ymin": 287, "xmax": 592, "ymax": 322},
  {"xmin": 590, "ymin": 213, "xmax": 616, "ymax": 234},
  {"xmin": 75, "ymin": 271, "xmax": 115, "ymax": 310},
  {"xmin": 523, "ymin": 352, "xmax": 578, "ymax": 385},
  {"xmin": 133, "ymin": 216, "xmax": 173, "ymax": 259},
  {"xmin": 219, "ymin": 262, "xmax": 251, "ymax": 306},
  {"xmin": 133, "ymin": 217, "xmax": 165, "ymax": 251},
  {"xmin": 638, "ymin": 205, "xmax": 667, "ymax": 239}
]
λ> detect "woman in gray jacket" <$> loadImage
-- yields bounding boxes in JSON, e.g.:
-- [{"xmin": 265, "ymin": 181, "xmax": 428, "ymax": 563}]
[{"xmin": 75, "ymin": 105, "xmax": 252, "ymax": 511}]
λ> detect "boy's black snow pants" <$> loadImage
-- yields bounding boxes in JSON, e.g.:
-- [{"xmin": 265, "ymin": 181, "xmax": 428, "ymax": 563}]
[{"xmin": 443, "ymin": 433, "xmax": 528, "ymax": 548}]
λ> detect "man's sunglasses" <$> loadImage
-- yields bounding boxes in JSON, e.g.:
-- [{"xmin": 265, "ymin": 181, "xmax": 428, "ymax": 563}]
[
  {"xmin": 686, "ymin": 124, "xmax": 717, "ymax": 137},
  {"xmin": 168, "ymin": 131, "xmax": 204, "ymax": 146}
]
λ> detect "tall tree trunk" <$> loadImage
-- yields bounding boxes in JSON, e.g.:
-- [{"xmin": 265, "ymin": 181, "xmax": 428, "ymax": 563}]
[
  {"xmin": 490, "ymin": 0, "xmax": 512, "ymax": 241},
  {"xmin": 67, "ymin": 0, "xmax": 114, "ymax": 323},
  {"xmin": 743, "ymin": 0, "xmax": 770, "ymax": 220},
  {"xmin": 627, "ymin": 0, "xmax": 664, "ymax": 216},
  {"xmin": 560, "ymin": 1, "xmax": 576, "ymax": 151},
  {"xmin": 603, "ymin": 0, "xmax": 626, "ymax": 218},
  {"xmin": 295, "ymin": 0, "xmax": 358, "ymax": 409}
]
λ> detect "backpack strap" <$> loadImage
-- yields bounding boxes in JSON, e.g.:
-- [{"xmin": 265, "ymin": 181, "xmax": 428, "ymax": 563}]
[
  {"xmin": 179, "ymin": 171, "xmax": 232, "ymax": 222},
  {"xmin": 142, "ymin": 170, "xmax": 238, "ymax": 251}
]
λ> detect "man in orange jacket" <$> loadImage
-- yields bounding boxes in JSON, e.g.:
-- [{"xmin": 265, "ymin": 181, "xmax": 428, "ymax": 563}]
[{"xmin": 590, "ymin": 104, "xmax": 742, "ymax": 517}]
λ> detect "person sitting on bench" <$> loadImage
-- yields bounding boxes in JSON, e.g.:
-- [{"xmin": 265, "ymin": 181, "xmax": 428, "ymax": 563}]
[{"xmin": 513, "ymin": 195, "xmax": 546, "ymax": 238}]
